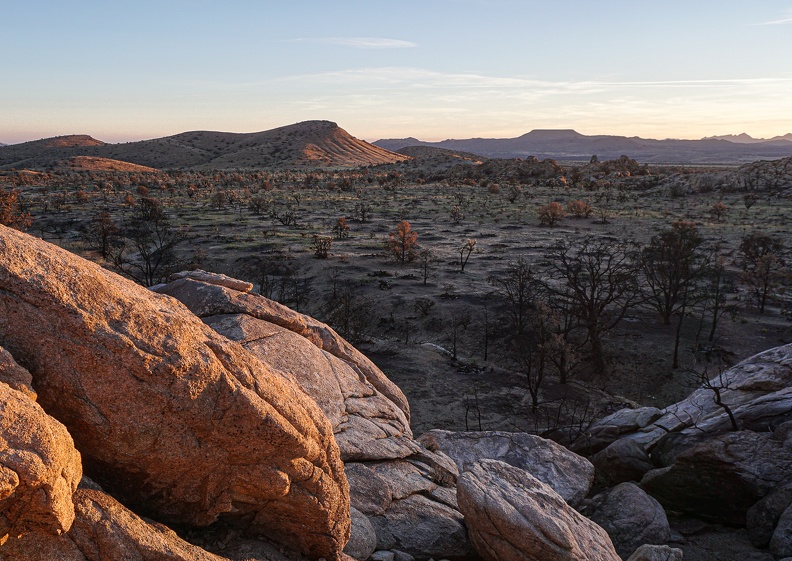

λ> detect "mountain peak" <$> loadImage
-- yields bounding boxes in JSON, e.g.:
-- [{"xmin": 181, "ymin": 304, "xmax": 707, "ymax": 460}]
[{"xmin": 41, "ymin": 135, "xmax": 106, "ymax": 148}]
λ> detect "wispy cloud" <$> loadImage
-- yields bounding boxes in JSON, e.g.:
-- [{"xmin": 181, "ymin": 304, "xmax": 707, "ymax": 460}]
[
  {"xmin": 266, "ymin": 67, "xmax": 792, "ymax": 96},
  {"xmin": 185, "ymin": 66, "xmax": 792, "ymax": 140},
  {"xmin": 757, "ymin": 10, "xmax": 792, "ymax": 25},
  {"xmin": 293, "ymin": 37, "xmax": 417, "ymax": 49}
]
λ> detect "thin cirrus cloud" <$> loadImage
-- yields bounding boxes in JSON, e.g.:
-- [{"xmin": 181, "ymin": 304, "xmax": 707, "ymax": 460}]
[
  {"xmin": 293, "ymin": 37, "xmax": 417, "ymax": 49},
  {"xmin": 757, "ymin": 10, "xmax": 792, "ymax": 24},
  {"xmin": 269, "ymin": 67, "xmax": 792, "ymax": 97}
]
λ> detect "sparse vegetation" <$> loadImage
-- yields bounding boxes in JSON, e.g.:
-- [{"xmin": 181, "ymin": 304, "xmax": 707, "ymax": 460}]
[{"xmin": 2, "ymin": 152, "xmax": 790, "ymax": 436}]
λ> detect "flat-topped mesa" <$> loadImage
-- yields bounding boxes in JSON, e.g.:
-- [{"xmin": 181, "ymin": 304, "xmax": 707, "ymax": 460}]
[{"xmin": 0, "ymin": 225, "xmax": 350, "ymax": 560}]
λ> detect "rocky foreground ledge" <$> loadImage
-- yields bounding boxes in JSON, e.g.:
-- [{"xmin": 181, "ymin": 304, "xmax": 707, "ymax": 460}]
[{"xmin": 0, "ymin": 223, "xmax": 791, "ymax": 561}]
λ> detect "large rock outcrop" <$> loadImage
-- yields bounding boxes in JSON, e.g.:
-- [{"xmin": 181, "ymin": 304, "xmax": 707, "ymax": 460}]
[
  {"xmin": 157, "ymin": 272, "xmax": 413, "ymax": 462},
  {"xmin": 641, "ymin": 425, "xmax": 792, "ymax": 525},
  {"xmin": 158, "ymin": 271, "xmax": 470, "ymax": 558},
  {"xmin": 457, "ymin": 459, "xmax": 620, "ymax": 561},
  {"xmin": 570, "ymin": 344, "xmax": 792, "ymax": 528},
  {"xmin": 0, "ymin": 380, "xmax": 82, "ymax": 541},
  {"xmin": 572, "ymin": 344, "xmax": 792, "ymax": 455},
  {"xmin": 418, "ymin": 430, "xmax": 594, "ymax": 506},
  {"xmin": 0, "ymin": 226, "xmax": 350, "ymax": 559}
]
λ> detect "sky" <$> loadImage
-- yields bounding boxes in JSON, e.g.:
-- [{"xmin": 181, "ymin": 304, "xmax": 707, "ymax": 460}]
[{"xmin": 2, "ymin": 0, "xmax": 792, "ymax": 144}]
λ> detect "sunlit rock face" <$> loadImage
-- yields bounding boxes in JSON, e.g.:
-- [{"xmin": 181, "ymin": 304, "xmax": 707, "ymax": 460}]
[{"xmin": 0, "ymin": 225, "xmax": 350, "ymax": 560}]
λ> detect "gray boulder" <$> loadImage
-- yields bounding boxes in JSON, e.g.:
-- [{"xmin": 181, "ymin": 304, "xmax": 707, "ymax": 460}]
[
  {"xmin": 344, "ymin": 507, "xmax": 378, "ymax": 561},
  {"xmin": 418, "ymin": 429, "xmax": 594, "ymax": 505},
  {"xmin": 571, "ymin": 407, "xmax": 663, "ymax": 455},
  {"xmin": 582, "ymin": 483, "xmax": 671, "ymax": 559},
  {"xmin": 591, "ymin": 438, "xmax": 655, "ymax": 489},
  {"xmin": 457, "ymin": 459, "xmax": 620, "ymax": 561},
  {"xmin": 575, "ymin": 344, "xmax": 792, "ymax": 454},
  {"xmin": 747, "ymin": 477, "xmax": 792, "ymax": 547},
  {"xmin": 641, "ymin": 428, "xmax": 792, "ymax": 525},
  {"xmin": 771, "ymin": 504, "xmax": 792, "ymax": 558},
  {"xmin": 367, "ymin": 494, "xmax": 468, "ymax": 559},
  {"xmin": 625, "ymin": 544, "xmax": 683, "ymax": 561}
]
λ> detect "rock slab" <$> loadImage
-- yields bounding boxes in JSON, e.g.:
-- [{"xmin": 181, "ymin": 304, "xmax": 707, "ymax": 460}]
[
  {"xmin": 419, "ymin": 429, "xmax": 594, "ymax": 505},
  {"xmin": 457, "ymin": 459, "xmax": 620, "ymax": 561}
]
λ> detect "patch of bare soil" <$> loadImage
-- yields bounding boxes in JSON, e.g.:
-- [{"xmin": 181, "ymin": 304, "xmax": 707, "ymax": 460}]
[{"xmin": 668, "ymin": 515, "xmax": 775, "ymax": 561}]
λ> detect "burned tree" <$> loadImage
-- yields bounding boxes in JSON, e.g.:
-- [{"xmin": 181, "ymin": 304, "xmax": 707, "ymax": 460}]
[
  {"xmin": 738, "ymin": 232, "xmax": 786, "ymax": 314},
  {"xmin": 538, "ymin": 236, "xmax": 640, "ymax": 376},
  {"xmin": 639, "ymin": 221, "xmax": 709, "ymax": 367},
  {"xmin": 108, "ymin": 197, "xmax": 186, "ymax": 287}
]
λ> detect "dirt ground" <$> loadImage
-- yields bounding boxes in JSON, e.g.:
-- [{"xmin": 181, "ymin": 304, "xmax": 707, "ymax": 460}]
[{"xmin": 18, "ymin": 176, "xmax": 792, "ymax": 438}]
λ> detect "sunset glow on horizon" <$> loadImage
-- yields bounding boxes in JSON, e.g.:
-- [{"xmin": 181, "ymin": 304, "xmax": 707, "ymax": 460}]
[{"xmin": 3, "ymin": 0, "xmax": 792, "ymax": 145}]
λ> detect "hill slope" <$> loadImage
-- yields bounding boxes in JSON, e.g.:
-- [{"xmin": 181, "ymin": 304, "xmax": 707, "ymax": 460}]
[
  {"xmin": 62, "ymin": 156, "xmax": 159, "ymax": 173},
  {"xmin": 0, "ymin": 122, "xmax": 407, "ymax": 170}
]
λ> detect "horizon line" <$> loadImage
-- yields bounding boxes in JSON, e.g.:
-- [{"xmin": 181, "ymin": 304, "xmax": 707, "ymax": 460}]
[{"xmin": 3, "ymin": 124, "xmax": 792, "ymax": 147}]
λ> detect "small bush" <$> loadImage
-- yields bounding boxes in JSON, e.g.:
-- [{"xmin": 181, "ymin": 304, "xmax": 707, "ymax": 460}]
[
  {"xmin": 566, "ymin": 199, "xmax": 593, "ymax": 218},
  {"xmin": 312, "ymin": 235, "xmax": 332, "ymax": 258},
  {"xmin": 537, "ymin": 202, "xmax": 566, "ymax": 227}
]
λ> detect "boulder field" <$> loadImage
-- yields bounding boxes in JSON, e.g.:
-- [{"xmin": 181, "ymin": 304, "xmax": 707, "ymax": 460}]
[{"xmin": 1, "ymin": 223, "xmax": 790, "ymax": 561}]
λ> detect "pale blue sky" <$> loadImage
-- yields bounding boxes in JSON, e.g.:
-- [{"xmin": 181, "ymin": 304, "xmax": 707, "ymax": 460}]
[{"xmin": 3, "ymin": 0, "xmax": 792, "ymax": 143}]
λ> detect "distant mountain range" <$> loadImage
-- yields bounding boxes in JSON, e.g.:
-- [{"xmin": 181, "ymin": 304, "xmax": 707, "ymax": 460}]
[
  {"xmin": 702, "ymin": 133, "xmax": 792, "ymax": 144},
  {"xmin": 0, "ymin": 121, "xmax": 406, "ymax": 171},
  {"xmin": 5, "ymin": 124, "xmax": 792, "ymax": 169},
  {"xmin": 375, "ymin": 129, "xmax": 792, "ymax": 164}
]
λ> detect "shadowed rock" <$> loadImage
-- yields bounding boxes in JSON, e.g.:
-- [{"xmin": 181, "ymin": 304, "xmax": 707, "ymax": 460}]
[
  {"xmin": 69, "ymin": 488, "xmax": 230, "ymax": 561},
  {"xmin": 591, "ymin": 438, "xmax": 655, "ymax": 489},
  {"xmin": 582, "ymin": 483, "xmax": 671, "ymax": 559},
  {"xmin": 0, "ymin": 346, "xmax": 35, "ymax": 399},
  {"xmin": 641, "ymin": 426, "xmax": 792, "ymax": 525},
  {"xmin": 625, "ymin": 544, "xmax": 683, "ymax": 561},
  {"xmin": 747, "ymin": 477, "xmax": 792, "ymax": 547},
  {"xmin": 1, "ymin": 486, "xmax": 231, "ymax": 561},
  {"xmin": 0, "ymin": 226, "xmax": 349, "ymax": 560}
]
